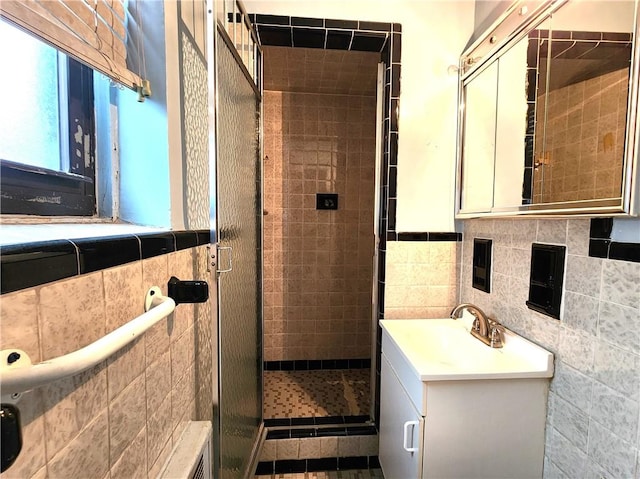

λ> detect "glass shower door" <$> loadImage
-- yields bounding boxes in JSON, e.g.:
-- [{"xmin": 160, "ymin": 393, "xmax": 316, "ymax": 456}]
[{"xmin": 215, "ymin": 28, "xmax": 262, "ymax": 479}]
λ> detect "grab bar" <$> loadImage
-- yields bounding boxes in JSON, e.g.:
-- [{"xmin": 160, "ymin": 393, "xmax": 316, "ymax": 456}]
[{"xmin": 0, "ymin": 286, "xmax": 175, "ymax": 396}]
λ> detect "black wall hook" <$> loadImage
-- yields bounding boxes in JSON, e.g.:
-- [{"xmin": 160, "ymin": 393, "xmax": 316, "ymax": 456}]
[{"xmin": 167, "ymin": 276, "xmax": 209, "ymax": 304}]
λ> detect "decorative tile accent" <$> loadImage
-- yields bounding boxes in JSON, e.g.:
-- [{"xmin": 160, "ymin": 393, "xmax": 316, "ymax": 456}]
[
  {"xmin": 0, "ymin": 230, "xmax": 210, "ymax": 295},
  {"xmin": 255, "ymin": 458, "xmax": 382, "ymax": 476},
  {"xmin": 264, "ymin": 359, "xmax": 371, "ymax": 371},
  {"xmin": 138, "ymin": 233, "xmax": 176, "ymax": 259},
  {"xmin": 588, "ymin": 218, "xmax": 640, "ymax": 263},
  {"xmin": 73, "ymin": 235, "xmax": 140, "ymax": 273},
  {"xmin": 0, "ymin": 240, "xmax": 78, "ymax": 294}
]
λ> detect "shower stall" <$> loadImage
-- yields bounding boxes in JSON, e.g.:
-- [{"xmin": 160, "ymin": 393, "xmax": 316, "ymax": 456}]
[{"xmin": 261, "ymin": 45, "xmax": 381, "ymax": 423}]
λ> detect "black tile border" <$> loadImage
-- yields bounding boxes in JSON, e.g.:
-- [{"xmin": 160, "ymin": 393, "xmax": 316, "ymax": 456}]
[
  {"xmin": 264, "ymin": 358, "xmax": 370, "ymax": 371},
  {"xmin": 75, "ymin": 235, "xmax": 141, "ymax": 274},
  {"xmin": 395, "ymin": 232, "xmax": 462, "ymax": 242},
  {"xmin": 0, "ymin": 240, "xmax": 79, "ymax": 294},
  {"xmin": 256, "ymin": 456, "xmax": 380, "ymax": 475},
  {"xmin": 588, "ymin": 218, "xmax": 639, "ymax": 263},
  {"xmin": 264, "ymin": 416, "xmax": 372, "ymax": 430},
  {"xmin": 0, "ymin": 229, "xmax": 211, "ymax": 294}
]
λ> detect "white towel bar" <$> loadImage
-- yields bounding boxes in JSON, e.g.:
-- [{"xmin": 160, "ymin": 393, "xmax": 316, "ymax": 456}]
[{"xmin": 0, "ymin": 286, "xmax": 176, "ymax": 396}]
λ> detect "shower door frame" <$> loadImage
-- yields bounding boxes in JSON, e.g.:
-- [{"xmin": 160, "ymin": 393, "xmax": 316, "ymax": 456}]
[{"xmin": 209, "ymin": 0, "xmax": 265, "ymax": 476}]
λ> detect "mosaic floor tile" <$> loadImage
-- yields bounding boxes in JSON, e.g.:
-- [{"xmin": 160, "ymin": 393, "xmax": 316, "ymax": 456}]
[{"xmin": 263, "ymin": 369, "xmax": 370, "ymax": 419}]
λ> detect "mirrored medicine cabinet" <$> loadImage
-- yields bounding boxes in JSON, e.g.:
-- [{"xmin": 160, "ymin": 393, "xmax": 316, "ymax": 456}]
[{"xmin": 456, "ymin": 0, "xmax": 640, "ymax": 217}]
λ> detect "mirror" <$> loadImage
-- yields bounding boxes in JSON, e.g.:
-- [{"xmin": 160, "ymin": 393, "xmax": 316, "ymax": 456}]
[{"xmin": 457, "ymin": 0, "xmax": 639, "ymax": 217}]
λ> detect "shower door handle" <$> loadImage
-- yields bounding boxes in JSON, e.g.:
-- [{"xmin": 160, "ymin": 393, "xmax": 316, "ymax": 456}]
[{"xmin": 217, "ymin": 245, "xmax": 233, "ymax": 274}]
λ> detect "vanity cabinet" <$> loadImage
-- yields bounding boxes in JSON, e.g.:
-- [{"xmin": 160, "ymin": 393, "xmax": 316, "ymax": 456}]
[{"xmin": 379, "ymin": 321, "xmax": 550, "ymax": 479}]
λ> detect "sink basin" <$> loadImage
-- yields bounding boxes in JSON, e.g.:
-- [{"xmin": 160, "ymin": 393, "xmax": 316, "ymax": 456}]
[{"xmin": 379, "ymin": 316, "xmax": 554, "ymax": 381}]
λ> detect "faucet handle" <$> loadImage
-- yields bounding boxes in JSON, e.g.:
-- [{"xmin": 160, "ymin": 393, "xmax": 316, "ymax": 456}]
[
  {"xmin": 489, "ymin": 322, "xmax": 505, "ymax": 348},
  {"xmin": 471, "ymin": 317, "xmax": 480, "ymax": 333}
]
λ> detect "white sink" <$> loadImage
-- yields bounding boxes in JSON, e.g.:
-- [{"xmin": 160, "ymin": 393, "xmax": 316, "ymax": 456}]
[{"xmin": 379, "ymin": 315, "xmax": 554, "ymax": 381}]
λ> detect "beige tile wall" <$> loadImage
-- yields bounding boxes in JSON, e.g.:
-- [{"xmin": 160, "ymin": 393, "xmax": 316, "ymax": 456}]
[
  {"xmin": 263, "ymin": 91, "xmax": 376, "ymax": 361},
  {"xmin": 384, "ymin": 241, "xmax": 461, "ymax": 319},
  {"xmin": 533, "ymin": 68, "xmax": 628, "ymax": 203},
  {"xmin": 0, "ymin": 246, "xmax": 215, "ymax": 479}
]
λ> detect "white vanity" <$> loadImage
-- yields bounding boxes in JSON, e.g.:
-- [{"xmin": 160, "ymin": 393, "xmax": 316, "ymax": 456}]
[{"xmin": 379, "ymin": 317, "xmax": 554, "ymax": 479}]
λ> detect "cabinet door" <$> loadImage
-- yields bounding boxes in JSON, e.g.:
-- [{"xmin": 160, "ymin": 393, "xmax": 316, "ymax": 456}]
[
  {"xmin": 379, "ymin": 355, "xmax": 424, "ymax": 479},
  {"xmin": 461, "ymin": 61, "xmax": 498, "ymax": 213}
]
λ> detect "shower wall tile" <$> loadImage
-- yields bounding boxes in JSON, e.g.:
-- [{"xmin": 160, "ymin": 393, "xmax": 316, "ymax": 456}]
[
  {"xmin": 0, "ymin": 244, "xmax": 214, "ymax": 479},
  {"xmin": 263, "ymin": 88, "xmax": 377, "ymax": 361},
  {"xmin": 460, "ymin": 218, "xmax": 640, "ymax": 479}
]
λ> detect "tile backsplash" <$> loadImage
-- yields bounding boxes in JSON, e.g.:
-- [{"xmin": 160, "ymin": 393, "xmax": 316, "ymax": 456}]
[
  {"xmin": 460, "ymin": 218, "xmax": 640, "ymax": 479},
  {"xmin": 0, "ymin": 246, "xmax": 215, "ymax": 479},
  {"xmin": 384, "ymin": 240, "xmax": 460, "ymax": 319}
]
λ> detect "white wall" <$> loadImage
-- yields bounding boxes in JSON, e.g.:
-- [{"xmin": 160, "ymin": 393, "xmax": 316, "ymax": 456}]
[{"xmin": 244, "ymin": 0, "xmax": 475, "ymax": 232}]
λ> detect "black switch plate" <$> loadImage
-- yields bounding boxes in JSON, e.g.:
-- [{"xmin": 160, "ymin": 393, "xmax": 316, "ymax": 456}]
[
  {"xmin": 472, "ymin": 238, "xmax": 492, "ymax": 293},
  {"xmin": 526, "ymin": 243, "xmax": 566, "ymax": 319},
  {"xmin": 316, "ymin": 193, "xmax": 338, "ymax": 210}
]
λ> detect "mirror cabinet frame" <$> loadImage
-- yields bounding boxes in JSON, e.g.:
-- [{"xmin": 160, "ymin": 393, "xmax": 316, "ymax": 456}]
[{"xmin": 455, "ymin": 0, "xmax": 640, "ymax": 218}]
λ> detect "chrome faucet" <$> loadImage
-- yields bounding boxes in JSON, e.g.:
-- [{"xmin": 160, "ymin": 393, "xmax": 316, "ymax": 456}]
[{"xmin": 450, "ymin": 303, "xmax": 504, "ymax": 348}]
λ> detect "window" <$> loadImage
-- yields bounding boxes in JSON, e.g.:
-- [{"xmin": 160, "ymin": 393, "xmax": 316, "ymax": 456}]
[{"xmin": 0, "ymin": 18, "xmax": 96, "ymax": 216}]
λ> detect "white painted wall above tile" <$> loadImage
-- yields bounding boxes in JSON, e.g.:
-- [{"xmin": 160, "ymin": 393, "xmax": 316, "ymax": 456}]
[{"xmin": 245, "ymin": 0, "xmax": 476, "ymax": 232}]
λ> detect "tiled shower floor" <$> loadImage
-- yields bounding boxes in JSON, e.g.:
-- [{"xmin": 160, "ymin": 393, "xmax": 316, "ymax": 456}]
[{"xmin": 263, "ymin": 369, "xmax": 370, "ymax": 419}]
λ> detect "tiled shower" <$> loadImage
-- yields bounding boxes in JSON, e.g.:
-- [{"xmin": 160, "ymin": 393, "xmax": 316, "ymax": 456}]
[
  {"xmin": 263, "ymin": 47, "xmax": 378, "ymax": 362},
  {"xmin": 262, "ymin": 46, "xmax": 379, "ymax": 419}
]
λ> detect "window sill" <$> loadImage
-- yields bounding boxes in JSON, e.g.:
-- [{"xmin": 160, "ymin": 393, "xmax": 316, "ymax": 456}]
[{"xmin": 0, "ymin": 222, "xmax": 166, "ymax": 246}]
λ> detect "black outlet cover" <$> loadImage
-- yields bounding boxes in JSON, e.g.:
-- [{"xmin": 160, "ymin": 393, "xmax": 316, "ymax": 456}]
[{"xmin": 316, "ymin": 193, "xmax": 338, "ymax": 210}]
